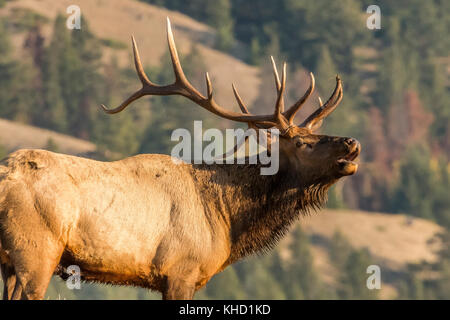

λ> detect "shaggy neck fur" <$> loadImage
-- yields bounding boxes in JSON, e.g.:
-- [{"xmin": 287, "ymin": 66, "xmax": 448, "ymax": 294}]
[{"xmin": 191, "ymin": 153, "xmax": 334, "ymax": 265}]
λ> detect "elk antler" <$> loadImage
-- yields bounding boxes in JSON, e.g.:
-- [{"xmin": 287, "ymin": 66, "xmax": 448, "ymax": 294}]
[
  {"xmin": 299, "ymin": 75, "xmax": 343, "ymax": 130},
  {"xmin": 269, "ymin": 57, "xmax": 316, "ymax": 126},
  {"xmin": 101, "ymin": 17, "xmax": 343, "ymax": 134},
  {"xmin": 101, "ymin": 18, "xmax": 281, "ymax": 127}
]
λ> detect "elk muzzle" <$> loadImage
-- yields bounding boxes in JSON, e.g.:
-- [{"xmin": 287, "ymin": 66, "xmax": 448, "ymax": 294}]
[{"xmin": 336, "ymin": 138, "xmax": 361, "ymax": 176}]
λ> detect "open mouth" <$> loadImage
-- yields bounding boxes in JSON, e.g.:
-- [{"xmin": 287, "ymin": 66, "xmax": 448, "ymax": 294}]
[{"xmin": 337, "ymin": 142, "xmax": 361, "ymax": 168}]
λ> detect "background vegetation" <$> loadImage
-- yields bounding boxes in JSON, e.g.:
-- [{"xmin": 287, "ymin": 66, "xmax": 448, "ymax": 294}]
[{"xmin": 0, "ymin": 0, "xmax": 449, "ymax": 299}]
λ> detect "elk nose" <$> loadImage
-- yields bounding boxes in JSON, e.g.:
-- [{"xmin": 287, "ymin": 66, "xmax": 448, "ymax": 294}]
[{"xmin": 343, "ymin": 138, "xmax": 355, "ymax": 146}]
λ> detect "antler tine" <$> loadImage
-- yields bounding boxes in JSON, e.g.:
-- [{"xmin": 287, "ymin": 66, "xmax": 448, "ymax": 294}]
[
  {"xmin": 300, "ymin": 75, "xmax": 343, "ymax": 129},
  {"xmin": 100, "ymin": 34, "xmax": 167, "ymax": 114},
  {"xmin": 100, "ymin": 90, "xmax": 145, "ymax": 114},
  {"xmin": 205, "ymin": 72, "xmax": 213, "ymax": 100},
  {"xmin": 270, "ymin": 56, "xmax": 281, "ymax": 91},
  {"xmin": 216, "ymin": 84, "xmax": 255, "ymax": 160},
  {"xmin": 232, "ymin": 84, "xmax": 277, "ymax": 128},
  {"xmin": 217, "ymin": 83, "xmax": 274, "ymax": 159},
  {"xmin": 274, "ymin": 63, "xmax": 287, "ymax": 120},
  {"xmin": 131, "ymin": 36, "xmax": 152, "ymax": 86},
  {"xmin": 166, "ymin": 19, "xmax": 183, "ymax": 82},
  {"xmin": 165, "ymin": 17, "xmax": 285, "ymax": 123},
  {"xmin": 284, "ymin": 72, "xmax": 315, "ymax": 125},
  {"xmin": 232, "ymin": 83, "xmax": 249, "ymax": 114},
  {"xmin": 100, "ymin": 36, "xmax": 152, "ymax": 114},
  {"xmin": 166, "ymin": 18, "xmax": 203, "ymax": 99},
  {"xmin": 270, "ymin": 56, "xmax": 285, "ymax": 113}
]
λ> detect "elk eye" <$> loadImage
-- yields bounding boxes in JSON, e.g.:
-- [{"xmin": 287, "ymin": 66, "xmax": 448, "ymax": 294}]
[
  {"xmin": 306, "ymin": 143, "xmax": 313, "ymax": 149},
  {"xmin": 296, "ymin": 141, "xmax": 303, "ymax": 148}
]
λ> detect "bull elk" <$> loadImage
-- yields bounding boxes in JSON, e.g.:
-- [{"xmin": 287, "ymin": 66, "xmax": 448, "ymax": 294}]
[{"xmin": 0, "ymin": 18, "xmax": 360, "ymax": 300}]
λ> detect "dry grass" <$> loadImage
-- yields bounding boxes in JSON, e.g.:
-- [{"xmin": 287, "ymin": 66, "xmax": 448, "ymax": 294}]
[
  {"xmin": 0, "ymin": 118, "xmax": 96, "ymax": 155},
  {"xmin": 302, "ymin": 209, "xmax": 442, "ymax": 269}
]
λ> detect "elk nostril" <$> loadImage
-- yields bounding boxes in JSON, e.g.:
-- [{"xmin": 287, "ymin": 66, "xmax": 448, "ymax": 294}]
[{"xmin": 345, "ymin": 138, "xmax": 354, "ymax": 145}]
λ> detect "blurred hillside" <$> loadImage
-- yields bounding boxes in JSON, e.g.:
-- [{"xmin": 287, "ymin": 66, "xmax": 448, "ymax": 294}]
[
  {"xmin": 0, "ymin": 0, "xmax": 449, "ymax": 299},
  {"xmin": 0, "ymin": 117, "xmax": 95, "ymax": 155}
]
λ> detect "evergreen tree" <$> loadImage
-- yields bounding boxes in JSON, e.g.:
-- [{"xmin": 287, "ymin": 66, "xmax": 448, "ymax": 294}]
[
  {"xmin": 396, "ymin": 272, "xmax": 425, "ymax": 300},
  {"xmin": 93, "ymin": 56, "xmax": 142, "ymax": 157},
  {"xmin": 338, "ymin": 248, "xmax": 378, "ymax": 300},
  {"xmin": 419, "ymin": 54, "xmax": 450, "ymax": 153},
  {"xmin": 315, "ymin": 45, "xmax": 363, "ymax": 139},
  {"xmin": 204, "ymin": 0, "xmax": 234, "ymax": 51},
  {"xmin": 142, "ymin": 0, "xmax": 234, "ymax": 51},
  {"xmin": 329, "ymin": 231, "xmax": 353, "ymax": 270},
  {"xmin": 390, "ymin": 146, "xmax": 436, "ymax": 222},
  {"xmin": 397, "ymin": 232, "xmax": 450, "ymax": 300},
  {"xmin": 329, "ymin": 232, "xmax": 380, "ymax": 299},
  {"xmin": 65, "ymin": 17, "xmax": 103, "ymax": 139},
  {"xmin": 235, "ymin": 256, "xmax": 287, "ymax": 299},
  {"xmin": 0, "ymin": 21, "xmax": 34, "ymax": 122},
  {"xmin": 285, "ymin": 227, "xmax": 328, "ymax": 299},
  {"xmin": 373, "ymin": 17, "xmax": 407, "ymax": 112},
  {"xmin": 200, "ymin": 267, "xmax": 247, "ymax": 299},
  {"xmin": 38, "ymin": 17, "xmax": 68, "ymax": 132}
]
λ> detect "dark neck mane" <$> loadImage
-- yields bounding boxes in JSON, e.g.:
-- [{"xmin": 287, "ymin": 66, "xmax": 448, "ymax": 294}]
[{"xmin": 191, "ymin": 159, "xmax": 332, "ymax": 264}]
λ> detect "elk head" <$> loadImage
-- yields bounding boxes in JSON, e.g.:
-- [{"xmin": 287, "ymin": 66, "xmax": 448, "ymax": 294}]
[{"xmin": 101, "ymin": 18, "xmax": 360, "ymax": 181}]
